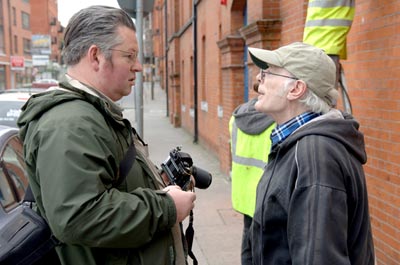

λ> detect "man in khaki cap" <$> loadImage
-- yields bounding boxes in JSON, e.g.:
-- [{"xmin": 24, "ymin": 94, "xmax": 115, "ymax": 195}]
[{"xmin": 246, "ymin": 42, "xmax": 375, "ymax": 265}]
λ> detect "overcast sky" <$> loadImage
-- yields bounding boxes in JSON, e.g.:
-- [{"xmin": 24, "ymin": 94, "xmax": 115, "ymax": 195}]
[{"xmin": 58, "ymin": 0, "xmax": 120, "ymax": 27}]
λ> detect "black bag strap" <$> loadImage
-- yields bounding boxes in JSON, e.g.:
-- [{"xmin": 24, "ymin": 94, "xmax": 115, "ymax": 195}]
[
  {"xmin": 24, "ymin": 141, "xmax": 136, "ymax": 202},
  {"xmin": 18, "ymin": 140, "xmax": 137, "ymax": 263},
  {"xmin": 115, "ymin": 141, "xmax": 136, "ymax": 187},
  {"xmin": 23, "ymin": 184, "xmax": 35, "ymax": 203}
]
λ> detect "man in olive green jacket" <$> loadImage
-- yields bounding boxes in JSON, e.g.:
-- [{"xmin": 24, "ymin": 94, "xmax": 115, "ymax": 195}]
[{"xmin": 17, "ymin": 6, "xmax": 195, "ymax": 265}]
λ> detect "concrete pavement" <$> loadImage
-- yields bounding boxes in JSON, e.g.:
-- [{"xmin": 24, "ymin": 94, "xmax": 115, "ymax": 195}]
[{"xmin": 123, "ymin": 82, "xmax": 243, "ymax": 265}]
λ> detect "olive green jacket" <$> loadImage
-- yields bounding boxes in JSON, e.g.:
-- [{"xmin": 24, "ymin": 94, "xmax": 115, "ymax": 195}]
[{"xmin": 17, "ymin": 77, "xmax": 186, "ymax": 264}]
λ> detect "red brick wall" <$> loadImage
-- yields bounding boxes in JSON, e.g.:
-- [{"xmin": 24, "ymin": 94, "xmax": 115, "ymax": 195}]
[
  {"xmin": 153, "ymin": 0, "xmax": 400, "ymax": 263},
  {"xmin": 344, "ymin": 1, "xmax": 400, "ymax": 263},
  {"xmin": 195, "ymin": 0, "xmax": 224, "ymax": 151}
]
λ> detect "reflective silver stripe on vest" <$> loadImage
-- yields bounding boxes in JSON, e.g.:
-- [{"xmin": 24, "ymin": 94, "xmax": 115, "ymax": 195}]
[
  {"xmin": 231, "ymin": 121, "xmax": 267, "ymax": 169},
  {"xmin": 305, "ymin": 19, "xmax": 353, "ymax": 27},
  {"xmin": 308, "ymin": 0, "xmax": 354, "ymax": 8}
]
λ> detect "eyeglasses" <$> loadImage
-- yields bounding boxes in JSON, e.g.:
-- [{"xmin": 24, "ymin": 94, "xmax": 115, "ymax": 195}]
[
  {"xmin": 109, "ymin": 48, "xmax": 138, "ymax": 63},
  {"xmin": 260, "ymin": 69, "xmax": 298, "ymax": 83}
]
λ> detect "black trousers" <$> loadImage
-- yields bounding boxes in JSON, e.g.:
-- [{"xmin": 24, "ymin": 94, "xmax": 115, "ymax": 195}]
[{"xmin": 241, "ymin": 214, "xmax": 253, "ymax": 265}]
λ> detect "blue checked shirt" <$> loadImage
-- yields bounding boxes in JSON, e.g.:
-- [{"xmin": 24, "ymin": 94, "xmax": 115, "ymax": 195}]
[{"xmin": 271, "ymin": 112, "xmax": 321, "ymax": 149}]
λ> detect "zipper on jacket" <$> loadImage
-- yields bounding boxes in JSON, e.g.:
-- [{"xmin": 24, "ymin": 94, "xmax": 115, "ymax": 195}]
[{"xmin": 260, "ymin": 147, "xmax": 281, "ymax": 265}]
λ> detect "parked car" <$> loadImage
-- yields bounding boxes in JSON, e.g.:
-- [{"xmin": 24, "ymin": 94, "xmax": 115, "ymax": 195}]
[
  {"xmin": 0, "ymin": 125, "xmax": 28, "ymax": 212},
  {"xmin": 32, "ymin": 79, "xmax": 59, "ymax": 89},
  {"xmin": 0, "ymin": 89, "xmax": 43, "ymax": 127}
]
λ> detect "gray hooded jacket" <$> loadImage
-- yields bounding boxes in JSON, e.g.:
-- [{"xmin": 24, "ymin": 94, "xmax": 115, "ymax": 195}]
[
  {"xmin": 250, "ymin": 109, "xmax": 375, "ymax": 265},
  {"xmin": 232, "ymin": 98, "xmax": 274, "ymax": 135}
]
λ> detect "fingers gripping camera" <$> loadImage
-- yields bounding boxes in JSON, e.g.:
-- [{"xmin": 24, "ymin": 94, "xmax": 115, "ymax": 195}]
[{"xmin": 161, "ymin": 147, "xmax": 212, "ymax": 191}]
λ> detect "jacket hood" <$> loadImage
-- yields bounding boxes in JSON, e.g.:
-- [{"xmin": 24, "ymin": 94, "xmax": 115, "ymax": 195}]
[
  {"xmin": 233, "ymin": 98, "xmax": 275, "ymax": 135},
  {"xmin": 17, "ymin": 82, "xmax": 124, "ymax": 141},
  {"xmin": 280, "ymin": 109, "xmax": 367, "ymax": 164}
]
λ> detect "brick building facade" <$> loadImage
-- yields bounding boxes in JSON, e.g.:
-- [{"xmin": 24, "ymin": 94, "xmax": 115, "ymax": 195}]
[
  {"xmin": 0, "ymin": 0, "xmax": 32, "ymax": 89},
  {"xmin": 152, "ymin": 0, "xmax": 400, "ymax": 263},
  {"xmin": 0, "ymin": 0, "xmax": 62, "ymax": 90},
  {"xmin": 30, "ymin": 0, "xmax": 63, "ymax": 64}
]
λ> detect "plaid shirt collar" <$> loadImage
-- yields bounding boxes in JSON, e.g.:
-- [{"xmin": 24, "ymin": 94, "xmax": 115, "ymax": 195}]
[{"xmin": 271, "ymin": 112, "xmax": 320, "ymax": 148}]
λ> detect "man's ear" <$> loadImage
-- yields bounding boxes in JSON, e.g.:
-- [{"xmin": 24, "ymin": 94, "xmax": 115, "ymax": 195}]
[
  {"xmin": 88, "ymin": 45, "xmax": 101, "ymax": 70},
  {"xmin": 287, "ymin": 80, "xmax": 307, "ymax": 100}
]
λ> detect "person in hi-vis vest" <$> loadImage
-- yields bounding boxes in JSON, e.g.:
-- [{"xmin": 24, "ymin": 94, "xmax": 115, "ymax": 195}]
[
  {"xmin": 303, "ymin": 0, "xmax": 355, "ymax": 89},
  {"xmin": 229, "ymin": 97, "xmax": 275, "ymax": 265}
]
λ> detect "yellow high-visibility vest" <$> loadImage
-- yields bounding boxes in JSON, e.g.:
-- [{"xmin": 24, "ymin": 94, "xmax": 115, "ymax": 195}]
[
  {"xmin": 303, "ymin": 0, "xmax": 355, "ymax": 59},
  {"xmin": 229, "ymin": 116, "xmax": 274, "ymax": 217}
]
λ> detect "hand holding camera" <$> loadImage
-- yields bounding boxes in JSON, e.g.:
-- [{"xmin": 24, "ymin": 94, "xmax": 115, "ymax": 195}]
[
  {"xmin": 163, "ymin": 185, "xmax": 196, "ymax": 223},
  {"xmin": 161, "ymin": 146, "xmax": 212, "ymax": 223},
  {"xmin": 161, "ymin": 147, "xmax": 212, "ymax": 261},
  {"xmin": 161, "ymin": 146, "xmax": 212, "ymax": 191}
]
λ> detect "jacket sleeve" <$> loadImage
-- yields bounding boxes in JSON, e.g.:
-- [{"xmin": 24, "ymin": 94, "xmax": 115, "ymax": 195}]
[
  {"xmin": 34, "ymin": 103, "xmax": 176, "ymax": 248},
  {"xmin": 287, "ymin": 138, "xmax": 351, "ymax": 265}
]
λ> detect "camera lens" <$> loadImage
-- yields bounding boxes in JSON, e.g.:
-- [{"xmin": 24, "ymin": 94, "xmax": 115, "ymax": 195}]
[{"xmin": 192, "ymin": 166, "xmax": 212, "ymax": 189}]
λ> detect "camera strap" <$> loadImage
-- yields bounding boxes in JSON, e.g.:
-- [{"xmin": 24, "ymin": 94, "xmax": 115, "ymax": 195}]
[{"xmin": 185, "ymin": 210, "xmax": 198, "ymax": 265}]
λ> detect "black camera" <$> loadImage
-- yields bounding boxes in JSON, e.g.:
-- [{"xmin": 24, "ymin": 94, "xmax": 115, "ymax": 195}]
[{"xmin": 161, "ymin": 147, "xmax": 212, "ymax": 191}]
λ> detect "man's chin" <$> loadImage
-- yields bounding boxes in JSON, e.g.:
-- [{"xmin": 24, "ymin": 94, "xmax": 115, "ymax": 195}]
[
  {"xmin": 254, "ymin": 101, "xmax": 262, "ymax": 111},
  {"xmin": 124, "ymin": 87, "xmax": 133, "ymax": 96}
]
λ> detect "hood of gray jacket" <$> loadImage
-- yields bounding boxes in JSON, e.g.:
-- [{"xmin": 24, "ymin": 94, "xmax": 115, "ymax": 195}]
[
  {"xmin": 279, "ymin": 109, "xmax": 367, "ymax": 164},
  {"xmin": 232, "ymin": 98, "xmax": 275, "ymax": 135}
]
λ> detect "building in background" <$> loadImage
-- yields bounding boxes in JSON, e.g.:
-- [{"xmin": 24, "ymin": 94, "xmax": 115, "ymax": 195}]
[
  {"xmin": 0, "ymin": 0, "xmax": 32, "ymax": 89},
  {"xmin": 30, "ymin": 0, "xmax": 63, "ymax": 82},
  {"xmin": 0, "ymin": 0, "xmax": 62, "ymax": 90},
  {"xmin": 151, "ymin": 1, "xmax": 400, "ymax": 264}
]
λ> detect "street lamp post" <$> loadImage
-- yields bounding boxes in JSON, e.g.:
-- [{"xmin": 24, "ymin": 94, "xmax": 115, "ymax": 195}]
[{"xmin": 117, "ymin": 0, "xmax": 155, "ymax": 138}]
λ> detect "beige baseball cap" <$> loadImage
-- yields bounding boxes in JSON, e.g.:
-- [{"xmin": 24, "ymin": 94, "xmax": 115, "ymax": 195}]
[{"xmin": 248, "ymin": 42, "xmax": 338, "ymax": 106}]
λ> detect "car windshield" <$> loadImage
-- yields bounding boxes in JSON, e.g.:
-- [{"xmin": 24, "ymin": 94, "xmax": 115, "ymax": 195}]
[{"xmin": 0, "ymin": 101, "xmax": 25, "ymax": 127}]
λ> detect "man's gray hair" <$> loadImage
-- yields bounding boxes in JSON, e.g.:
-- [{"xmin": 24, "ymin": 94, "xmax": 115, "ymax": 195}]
[
  {"xmin": 282, "ymin": 77, "xmax": 332, "ymax": 114},
  {"xmin": 62, "ymin": 5, "xmax": 136, "ymax": 66},
  {"xmin": 300, "ymin": 89, "xmax": 332, "ymax": 114}
]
